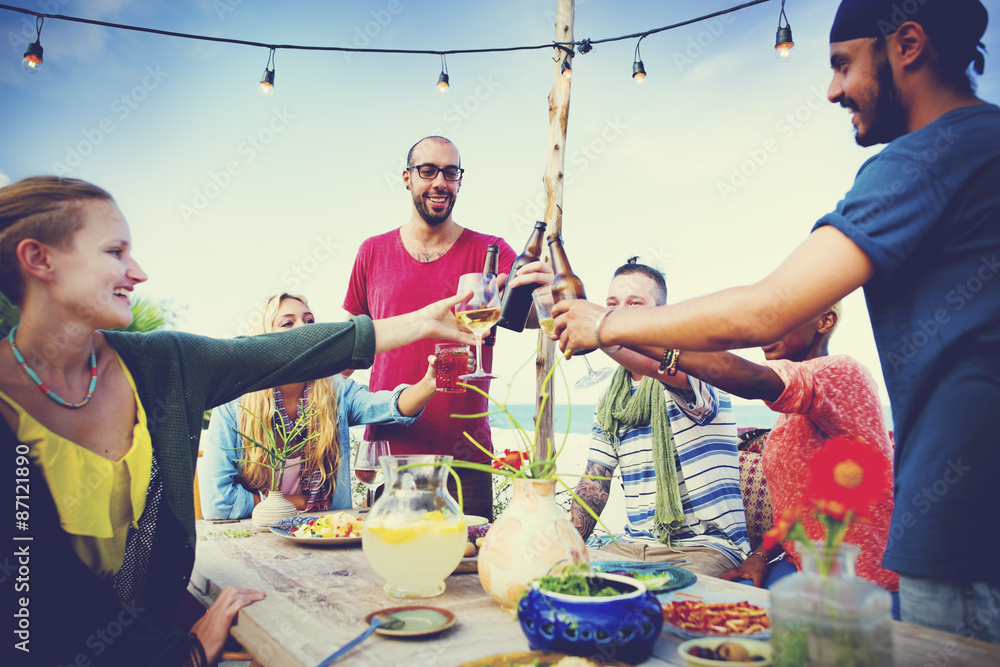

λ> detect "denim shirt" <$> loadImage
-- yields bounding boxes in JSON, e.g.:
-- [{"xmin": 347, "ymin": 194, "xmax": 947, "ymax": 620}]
[{"xmin": 198, "ymin": 375, "xmax": 420, "ymax": 520}]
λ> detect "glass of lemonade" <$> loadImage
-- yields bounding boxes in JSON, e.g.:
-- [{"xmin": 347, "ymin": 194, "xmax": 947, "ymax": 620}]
[{"xmin": 362, "ymin": 455, "xmax": 467, "ymax": 598}]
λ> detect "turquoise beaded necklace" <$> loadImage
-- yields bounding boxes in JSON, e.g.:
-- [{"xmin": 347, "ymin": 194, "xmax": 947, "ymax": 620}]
[{"xmin": 6, "ymin": 325, "xmax": 98, "ymax": 409}]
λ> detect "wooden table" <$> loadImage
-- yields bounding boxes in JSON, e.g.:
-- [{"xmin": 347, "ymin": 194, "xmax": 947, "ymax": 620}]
[{"xmin": 189, "ymin": 515, "xmax": 1000, "ymax": 666}]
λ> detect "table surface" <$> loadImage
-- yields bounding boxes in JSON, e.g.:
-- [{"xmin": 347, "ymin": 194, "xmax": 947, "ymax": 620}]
[{"xmin": 189, "ymin": 514, "xmax": 1000, "ymax": 667}]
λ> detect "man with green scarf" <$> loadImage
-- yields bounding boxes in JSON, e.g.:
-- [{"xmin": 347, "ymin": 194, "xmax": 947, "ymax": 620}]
[{"xmin": 569, "ymin": 261, "xmax": 750, "ymax": 577}]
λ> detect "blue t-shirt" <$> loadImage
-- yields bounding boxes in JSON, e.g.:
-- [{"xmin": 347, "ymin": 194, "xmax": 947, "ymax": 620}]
[{"xmin": 814, "ymin": 104, "xmax": 1000, "ymax": 581}]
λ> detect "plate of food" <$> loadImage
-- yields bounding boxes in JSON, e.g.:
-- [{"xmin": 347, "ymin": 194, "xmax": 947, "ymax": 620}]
[
  {"xmin": 590, "ymin": 560, "xmax": 697, "ymax": 593},
  {"xmin": 454, "ymin": 515, "xmax": 490, "ymax": 574},
  {"xmin": 460, "ymin": 650, "xmax": 631, "ymax": 666},
  {"xmin": 660, "ymin": 598, "xmax": 771, "ymax": 640},
  {"xmin": 270, "ymin": 512, "xmax": 364, "ymax": 546}
]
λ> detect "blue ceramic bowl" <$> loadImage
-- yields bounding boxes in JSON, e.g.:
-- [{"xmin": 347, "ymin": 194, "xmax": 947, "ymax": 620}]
[{"xmin": 517, "ymin": 573, "xmax": 664, "ymax": 665}]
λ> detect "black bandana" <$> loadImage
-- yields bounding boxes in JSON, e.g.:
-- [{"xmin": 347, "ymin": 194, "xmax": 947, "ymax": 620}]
[{"xmin": 830, "ymin": 0, "xmax": 988, "ymax": 44}]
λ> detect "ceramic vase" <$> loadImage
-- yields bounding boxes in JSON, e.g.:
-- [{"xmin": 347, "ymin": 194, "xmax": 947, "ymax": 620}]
[
  {"xmin": 771, "ymin": 541, "xmax": 893, "ymax": 666},
  {"xmin": 251, "ymin": 490, "xmax": 298, "ymax": 532},
  {"xmin": 477, "ymin": 477, "xmax": 588, "ymax": 610}
]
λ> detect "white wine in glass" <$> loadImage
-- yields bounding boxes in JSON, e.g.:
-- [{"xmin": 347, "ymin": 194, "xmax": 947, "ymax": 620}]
[{"xmin": 454, "ymin": 272, "xmax": 501, "ymax": 380}]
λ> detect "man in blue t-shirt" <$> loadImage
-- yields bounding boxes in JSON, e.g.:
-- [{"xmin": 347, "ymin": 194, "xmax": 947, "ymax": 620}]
[{"xmin": 550, "ymin": 0, "xmax": 999, "ymax": 642}]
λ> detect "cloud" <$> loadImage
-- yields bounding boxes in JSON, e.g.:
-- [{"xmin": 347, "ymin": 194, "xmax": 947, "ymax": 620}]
[{"xmin": 0, "ymin": 170, "xmax": 10, "ymax": 188}]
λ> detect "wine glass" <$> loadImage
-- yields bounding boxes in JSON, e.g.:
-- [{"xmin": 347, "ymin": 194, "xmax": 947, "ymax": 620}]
[
  {"xmin": 354, "ymin": 440, "xmax": 391, "ymax": 505},
  {"xmin": 575, "ymin": 356, "xmax": 614, "ymax": 389},
  {"xmin": 455, "ymin": 272, "xmax": 501, "ymax": 380}
]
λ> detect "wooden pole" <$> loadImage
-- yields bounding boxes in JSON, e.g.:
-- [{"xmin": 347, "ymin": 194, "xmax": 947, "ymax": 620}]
[{"xmin": 537, "ymin": 0, "xmax": 574, "ymax": 469}]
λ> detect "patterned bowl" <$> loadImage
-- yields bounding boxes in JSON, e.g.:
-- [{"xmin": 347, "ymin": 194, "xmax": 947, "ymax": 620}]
[{"xmin": 516, "ymin": 573, "xmax": 664, "ymax": 665}]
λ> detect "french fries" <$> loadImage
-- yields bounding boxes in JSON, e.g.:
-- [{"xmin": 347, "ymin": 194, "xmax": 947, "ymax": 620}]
[{"xmin": 662, "ymin": 600, "xmax": 770, "ymax": 636}]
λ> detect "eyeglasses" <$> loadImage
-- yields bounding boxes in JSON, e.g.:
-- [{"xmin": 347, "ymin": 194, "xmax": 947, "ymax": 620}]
[{"xmin": 406, "ymin": 164, "xmax": 464, "ymax": 181}]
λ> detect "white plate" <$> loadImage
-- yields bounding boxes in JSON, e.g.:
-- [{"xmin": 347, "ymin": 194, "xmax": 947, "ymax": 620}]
[{"xmin": 269, "ymin": 515, "xmax": 363, "ymax": 546}]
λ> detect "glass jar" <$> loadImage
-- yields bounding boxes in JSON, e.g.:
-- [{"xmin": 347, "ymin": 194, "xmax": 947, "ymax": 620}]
[
  {"xmin": 361, "ymin": 455, "xmax": 466, "ymax": 598},
  {"xmin": 770, "ymin": 541, "xmax": 893, "ymax": 666}
]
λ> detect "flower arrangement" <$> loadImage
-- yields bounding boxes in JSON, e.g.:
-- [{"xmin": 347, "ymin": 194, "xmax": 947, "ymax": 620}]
[
  {"xmin": 230, "ymin": 404, "xmax": 319, "ymax": 493},
  {"xmin": 444, "ymin": 352, "xmax": 607, "ymax": 527},
  {"xmin": 763, "ymin": 436, "xmax": 893, "ymax": 576}
]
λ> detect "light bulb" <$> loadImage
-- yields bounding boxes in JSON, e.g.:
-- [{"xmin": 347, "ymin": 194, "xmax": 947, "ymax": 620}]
[
  {"xmin": 561, "ymin": 59, "xmax": 572, "ymax": 80},
  {"xmin": 437, "ymin": 72, "xmax": 449, "ymax": 93},
  {"xmin": 632, "ymin": 60, "xmax": 646, "ymax": 84},
  {"xmin": 775, "ymin": 26, "xmax": 794, "ymax": 63},
  {"xmin": 22, "ymin": 41, "xmax": 43, "ymax": 74},
  {"xmin": 259, "ymin": 68, "xmax": 275, "ymax": 97}
]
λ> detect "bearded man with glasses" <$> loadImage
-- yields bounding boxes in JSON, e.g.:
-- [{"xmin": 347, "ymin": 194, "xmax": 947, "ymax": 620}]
[{"xmin": 343, "ymin": 136, "xmax": 517, "ymax": 519}]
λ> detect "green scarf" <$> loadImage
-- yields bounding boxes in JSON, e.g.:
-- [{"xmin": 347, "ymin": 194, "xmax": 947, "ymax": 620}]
[{"xmin": 596, "ymin": 366, "xmax": 685, "ymax": 544}]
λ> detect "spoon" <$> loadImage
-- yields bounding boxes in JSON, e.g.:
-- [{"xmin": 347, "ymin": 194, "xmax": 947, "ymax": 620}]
[{"xmin": 316, "ymin": 613, "xmax": 403, "ymax": 666}]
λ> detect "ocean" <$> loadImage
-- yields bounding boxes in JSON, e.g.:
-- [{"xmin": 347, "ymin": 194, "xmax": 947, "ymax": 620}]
[{"xmin": 491, "ymin": 403, "xmax": 894, "ymax": 434}]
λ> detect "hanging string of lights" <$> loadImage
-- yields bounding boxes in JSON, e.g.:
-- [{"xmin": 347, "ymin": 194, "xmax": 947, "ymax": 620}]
[{"xmin": 1, "ymin": 0, "xmax": 781, "ymax": 93}]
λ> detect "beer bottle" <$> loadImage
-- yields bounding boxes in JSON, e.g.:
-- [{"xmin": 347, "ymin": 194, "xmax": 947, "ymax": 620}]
[
  {"xmin": 497, "ymin": 221, "xmax": 547, "ymax": 332},
  {"xmin": 548, "ymin": 233, "xmax": 594, "ymax": 354},
  {"xmin": 482, "ymin": 244, "xmax": 499, "ymax": 346}
]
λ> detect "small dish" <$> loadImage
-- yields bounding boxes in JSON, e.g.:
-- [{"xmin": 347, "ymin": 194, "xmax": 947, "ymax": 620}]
[
  {"xmin": 362, "ymin": 606, "xmax": 456, "ymax": 637},
  {"xmin": 677, "ymin": 637, "xmax": 772, "ymax": 666},
  {"xmin": 590, "ymin": 560, "xmax": 697, "ymax": 593}
]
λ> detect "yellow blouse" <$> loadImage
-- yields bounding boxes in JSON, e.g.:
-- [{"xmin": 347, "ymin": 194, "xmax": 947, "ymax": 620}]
[{"xmin": 0, "ymin": 355, "xmax": 152, "ymax": 580}]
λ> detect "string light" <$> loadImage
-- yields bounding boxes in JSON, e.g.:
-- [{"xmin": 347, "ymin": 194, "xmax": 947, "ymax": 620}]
[
  {"xmin": 632, "ymin": 37, "xmax": 646, "ymax": 84},
  {"xmin": 1, "ymin": 1, "xmax": 773, "ymax": 86},
  {"xmin": 437, "ymin": 54, "xmax": 449, "ymax": 93},
  {"xmin": 775, "ymin": 0, "xmax": 794, "ymax": 62},
  {"xmin": 258, "ymin": 47, "xmax": 275, "ymax": 96},
  {"xmin": 22, "ymin": 16, "xmax": 43, "ymax": 74}
]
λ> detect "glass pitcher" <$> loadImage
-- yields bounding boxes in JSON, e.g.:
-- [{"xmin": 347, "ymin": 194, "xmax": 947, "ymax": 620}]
[{"xmin": 361, "ymin": 454, "xmax": 467, "ymax": 598}]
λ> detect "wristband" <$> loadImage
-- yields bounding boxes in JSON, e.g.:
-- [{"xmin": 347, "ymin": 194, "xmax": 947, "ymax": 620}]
[
  {"xmin": 666, "ymin": 349, "xmax": 681, "ymax": 376},
  {"xmin": 657, "ymin": 348, "xmax": 672, "ymax": 374},
  {"xmin": 594, "ymin": 308, "xmax": 622, "ymax": 353},
  {"xmin": 750, "ymin": 550, "xmax": 767, "ymax": 561}
]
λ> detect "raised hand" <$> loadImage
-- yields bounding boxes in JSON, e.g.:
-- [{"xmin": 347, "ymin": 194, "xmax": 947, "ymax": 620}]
[{"xmin": 552, "ymin": 298, "xmax": 605, "ymax": 358}]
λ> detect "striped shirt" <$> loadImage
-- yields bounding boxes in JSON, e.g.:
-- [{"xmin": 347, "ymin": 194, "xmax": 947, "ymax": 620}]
[{"xmin": 588, "ymin": 377, "xmax": 750, "ymax": 566}]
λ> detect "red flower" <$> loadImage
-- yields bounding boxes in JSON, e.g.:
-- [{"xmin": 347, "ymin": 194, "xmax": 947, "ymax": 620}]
[
  {"xmin": 492, "ymin": 449, "xmax": 527, "ymax": 471},
  {"xmin": 807, "ymin": 437, "xmax": 892, "ymax": 520},
  {"xmin": 762, "ymin": 506, "xmax": 800, "ymax": 550}
]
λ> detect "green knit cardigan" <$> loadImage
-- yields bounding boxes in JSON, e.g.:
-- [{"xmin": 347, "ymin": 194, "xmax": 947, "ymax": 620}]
[{"xmin": 1, "ymin": 318, "xmax": 375, "ymax": 665}]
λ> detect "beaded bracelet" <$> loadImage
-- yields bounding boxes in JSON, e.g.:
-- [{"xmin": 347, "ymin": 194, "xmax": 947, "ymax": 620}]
[
  {"xmin": 594, "ymin": 308, "xmax": 622, "ymax": 353},
  {"xmin": 657, "ymin": 348, "xmax": 673, "ymax": 374},
  {"xmin": 666, "ymin": 349, "xmax": 681, "ymax": 376}
]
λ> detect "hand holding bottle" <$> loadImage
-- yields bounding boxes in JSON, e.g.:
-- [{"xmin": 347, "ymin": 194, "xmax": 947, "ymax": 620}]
[
  {"xmin": 551, "ymin": 298, "xmax": 605, "ymax": 359},
  {"xmin": 506, "ymin": 260, "xmax": 553, "ymax": 290}
]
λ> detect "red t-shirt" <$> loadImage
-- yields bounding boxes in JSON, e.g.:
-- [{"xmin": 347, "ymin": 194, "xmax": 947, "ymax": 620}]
[
  {"xmin": 763, "ymin": 355, "xmax": 899, "ymax": 592},
  {"xmin": 343, "ymin": 227, "xmax": 515, "ymax": 463}
]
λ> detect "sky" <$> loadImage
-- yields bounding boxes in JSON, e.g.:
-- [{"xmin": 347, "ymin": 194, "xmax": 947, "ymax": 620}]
[{"xmin": 1, "ymin": 0, "xmax": 998, "ymax": 409}]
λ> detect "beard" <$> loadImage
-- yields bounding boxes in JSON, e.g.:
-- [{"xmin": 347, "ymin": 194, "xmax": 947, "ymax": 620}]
[
  {"xmin": 847, "ymin": 47, "xmax": 908, "ymax": 147},
  {"xmin": 412, "ymin": 187, "xmax": 455, "ymax": 226}
]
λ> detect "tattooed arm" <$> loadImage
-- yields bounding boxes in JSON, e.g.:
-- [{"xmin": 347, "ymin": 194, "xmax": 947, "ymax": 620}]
[{"xmin": 570, "ymin": 460, "xmax": 614, "ymax": 541}]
